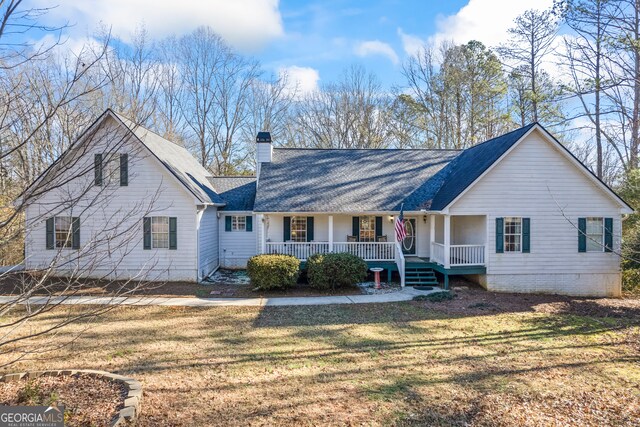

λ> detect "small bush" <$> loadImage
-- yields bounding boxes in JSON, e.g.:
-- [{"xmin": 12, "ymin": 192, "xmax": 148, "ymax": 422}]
[
  {"xmin": 307, "ymin": 252, "xmax": 367, "ymax": 290},
  {"xmin": 622, "ymin": 268, "xmax": 640, "ymax": 294},
  {"xmin": 246, "ymin": 254, "xmax": 299, "ymax": 290}
]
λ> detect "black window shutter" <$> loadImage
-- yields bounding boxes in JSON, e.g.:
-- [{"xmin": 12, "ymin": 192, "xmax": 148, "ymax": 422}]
[
  {"xmin": 46, "ymin": 217, "xmax": 54, "ymax": 250},
  {"xmin": 143, "ymin": 217, "xmax": 151, "ymax": 250},
  {"xmin": 120, "ymin": 153, "xmax": 128, "ymax": 186},
  {"xmin": 283, "ymin": 216, "xmax": 291, "ymax": 241},
  {"xmin": 495, "ymin": 217, "xmax": 504, "ymax": 253},
  {"xmin": 246, "ymin": 216, "xmax": 253, "ymax": 232},
  {"xmin": 94, "ymin": 154, "xmax": 103, "ymax": 186},
  {"xmin": 578, "ymin": 218, "xmax": 586, "ymax": 252},
  {"xmin": 307, "ymin": 217, "xmax": 314, "ymax": 242},
  {"xmin": 522, "ymin": 218, "xmax": 530, "ymax": 253},
  {"xmin": 604, "ymin": 217, "xmax": 613, "ymax": 252},
  {"xmin": 169, "ymin": 217, "xmax": 177, "ymax": 250},
  {"xmin": 72, "ymin": 217, "xmax": 80, "ymax": 249},
  {"xmin": 225, "ymin": 216, "xmax": 232, "ymax": 232},
  {"xmin": 352, "ymin": 216, "xmax": 360, "ymax": 241},
  {"xmin": 375, "ymin": 216, "xmax": 383, "ymax": 239}
]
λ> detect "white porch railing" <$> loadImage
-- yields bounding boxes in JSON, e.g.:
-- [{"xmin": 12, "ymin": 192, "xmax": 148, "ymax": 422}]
[
  {"xmin": 431, "ymin": 242, "xmax": 445, "ymax": 265},
  {"xmin": 264, "ymin": 241, "xmax": 396, "ymax": 261},
  {"xmin": 430, "ymin": 242, "xmax": 485, "ymax": 267},
  {"xmin": 333, "ymin": 242, "xmax": 395, "ymax": 261},
  {"xmin": 450, "ymin": 244, "xmax": 485, "ymax": 266},
  {"xmin": 395, "ymin": 241, "xmax": 405, "ymax": 287},
  {"xmin": 265, "ymin": 242, "xmax": 330, "ymax": 260}
]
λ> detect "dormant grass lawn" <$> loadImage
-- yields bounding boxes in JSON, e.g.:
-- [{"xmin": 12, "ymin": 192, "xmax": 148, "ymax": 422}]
[{"xmin": 1, "ymin": 289, "xmax": 639, "ymax": 426}]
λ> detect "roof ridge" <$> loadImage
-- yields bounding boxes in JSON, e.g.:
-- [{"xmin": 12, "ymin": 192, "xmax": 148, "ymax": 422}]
[
  {"xmin": 273, "ymin": 147, "xmax": 462, "ymax": 152},
  {"xmin": 461, "ymin": 123, "xmax": 537, "ymax": 151},
  {"xmin": 110, "ymin": 110, "xmax": 186, "ymax": 149}
]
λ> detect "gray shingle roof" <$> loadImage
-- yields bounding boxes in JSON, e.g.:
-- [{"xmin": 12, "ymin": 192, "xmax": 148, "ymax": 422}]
[
  {"xmin": 253, "ymin": 124, "xmax": 542, "ymax": 213},
  {"xmin": 208, "ymin": 176, "xmax": 256, "ymax": 211},
  {"xmin": 254, "ymin": 149, "xmax": 459, "ymax": 212},
  {"xmin": 112, "ymin": 111, "xmax": 224, "ymax": 205}
]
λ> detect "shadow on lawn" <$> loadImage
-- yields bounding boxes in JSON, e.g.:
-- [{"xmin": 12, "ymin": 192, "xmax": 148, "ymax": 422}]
[
  {"xmin": 84, "ymin": 302, "xmax": 637, "ymax": 381},
  {"xmin": 250, "ymin": 288, "xmax": 640, "ymax": 329}
]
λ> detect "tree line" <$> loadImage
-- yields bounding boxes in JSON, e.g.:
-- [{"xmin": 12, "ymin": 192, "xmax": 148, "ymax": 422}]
[{"xmin": 2, "ymin": 0, "xmax": 640, "ymax": 196}]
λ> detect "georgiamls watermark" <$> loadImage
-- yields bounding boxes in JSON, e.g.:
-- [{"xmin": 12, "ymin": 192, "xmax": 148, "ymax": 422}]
[{"xmin": 0, "ymin": 404, "xmax": 64, "ymax": 427}]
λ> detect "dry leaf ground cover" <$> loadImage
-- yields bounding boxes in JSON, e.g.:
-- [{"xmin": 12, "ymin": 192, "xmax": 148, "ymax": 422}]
[
  {"xmin": 0, "ymin": 373, "xmax": 126, "ymax": 426},
  {"xmin": 0, "ymin": 288, "xmax": 638, "ymax": 426}
]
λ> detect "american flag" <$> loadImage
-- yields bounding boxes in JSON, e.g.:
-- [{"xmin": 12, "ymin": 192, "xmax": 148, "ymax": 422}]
[{"xmin": 395, "ymin": 206, "xmax": 406, "ymax": 243}]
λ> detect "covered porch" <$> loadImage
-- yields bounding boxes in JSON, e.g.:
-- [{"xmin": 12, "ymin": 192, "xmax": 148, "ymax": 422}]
[{"xmin": 255, "ymin": 213, "xmax": 487, "ymax": 287}]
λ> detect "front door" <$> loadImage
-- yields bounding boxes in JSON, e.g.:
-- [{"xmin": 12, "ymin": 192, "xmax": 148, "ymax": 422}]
[{"xmin": 402, "ymin": 218, "xmax": 417, "ymax": 255}]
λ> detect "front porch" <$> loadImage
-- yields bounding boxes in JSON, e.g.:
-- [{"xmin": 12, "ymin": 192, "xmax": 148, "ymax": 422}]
[{"xmin": 256, "ymin": 213, "xmax": 487, "ymax": 287}]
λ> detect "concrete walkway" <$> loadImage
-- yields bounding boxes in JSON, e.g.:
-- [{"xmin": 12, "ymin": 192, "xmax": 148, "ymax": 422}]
[{"xmin": 0, "ymin": 287, "xmax": 444, "ymax": 307}]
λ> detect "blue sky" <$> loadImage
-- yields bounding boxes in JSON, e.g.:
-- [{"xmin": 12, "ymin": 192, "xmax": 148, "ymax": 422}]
[
  {"xmin": 31, "ymin": 0, "xmax": 555, "ymax": 92},
  {"xmin": 262, "ymin": 0, "xmax": 468, "ymax": 87}
]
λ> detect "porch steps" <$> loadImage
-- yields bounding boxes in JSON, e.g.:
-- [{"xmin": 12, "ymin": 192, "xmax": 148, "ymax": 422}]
[{"xmin": 404, "ymin": 266, "xmax": 439, "ymax": 286}]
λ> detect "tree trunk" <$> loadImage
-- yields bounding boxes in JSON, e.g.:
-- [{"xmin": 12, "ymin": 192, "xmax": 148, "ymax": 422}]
[{"xmin": 632, "ymin": 0, "xmax": 640, "ymax": 169}]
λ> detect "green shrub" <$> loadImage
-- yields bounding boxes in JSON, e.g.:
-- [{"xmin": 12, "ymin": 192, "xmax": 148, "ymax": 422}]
[
  {"xmin": 622, "ymin": 268, "xmax": 640, "ymax": 294},
  {"xmin": 307, "ymin": 252, "xmax": 367, "ymax": 290},
  {"xmin": 246, "ymin": 254, "xmax": 300, "ymax": 290}
]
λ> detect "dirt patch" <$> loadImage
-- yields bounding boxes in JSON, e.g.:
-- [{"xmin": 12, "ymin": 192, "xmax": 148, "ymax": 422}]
[
  {"xmin": 414, "ymin": 285, "xmax": 640, "ymax": 319},
  {"xmin": 0, "ymin": 373, "xmax": 126, "ymax": 426}
]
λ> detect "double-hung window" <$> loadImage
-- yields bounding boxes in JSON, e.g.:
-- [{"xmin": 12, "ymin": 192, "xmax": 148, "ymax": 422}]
[
  {"xmin": 504, "ymin": 217, "xmax": 522, "ymax": 252},
  {"xmin": 95, "ymin": 152, "xmax": 128, "ymax": 186},
  {"xmin": 585, "ymin": 217, "xmax": 604, "ymax": 252},
  {"xmin": 55, "ymin": 216, "xmax": 73, "ymax": 248},
  {"xmin": 151, "ymin": 216, "xmax": 169, "ymax": 249},
  {"xmin": 359, "ymin": 216, "xmax": 376, "ymax": 242},
  {"xmin": 290, "ymin": 217, "xmax": 307, "ymax": 242}
]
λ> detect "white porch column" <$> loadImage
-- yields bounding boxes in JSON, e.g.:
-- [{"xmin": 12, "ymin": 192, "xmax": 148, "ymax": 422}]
[
  {"xmin": 328, "ymin": 215, "xmax": 334, "ymax": 252},
  {"xmin": 429, "ymin": 215, "xmax": 435, "ymax": 257},
  {"xmin": 444, "ymin": 214, "xmax": 451, "ymax": 268},
  {"xmin": 258, "ymin": 214, "xmax": 266, "ymax": 254}
]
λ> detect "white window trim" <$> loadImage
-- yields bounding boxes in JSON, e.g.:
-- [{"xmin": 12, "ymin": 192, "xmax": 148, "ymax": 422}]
[
  {"xmin": 151, "ymin": 216, "xmax": 169, "ymax": 249},
  {"xmin": 290, "ymin": 216, "xmax": 307, "ymax": 242},
  {"xmin": 231, "ymin": 215, "xmax": 246, "ymax": 232},
  {"xmin": 586, "ymin": 217, "xmax": 605, "ymax": 253},
  {"xmin": 54, "ymin": 216, "xmax": 73, "ymax": 249},
  {"xmin": 106, "ymin": 153, "xmax": 122, "ymax": 186},
  {"xmin": 503, "ymin": 217, "xmax": 522, "ymax": 253},
  {"xmin": 359, "ymin": 215, "xmax": 376, "ymax": 243}
]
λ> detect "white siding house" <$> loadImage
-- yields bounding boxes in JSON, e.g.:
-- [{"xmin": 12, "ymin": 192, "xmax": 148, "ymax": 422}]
[
  {"xmin": 21, "ymin": 110, "xmax": 632, "ymax": 296},
  {"xmin": 219, "ymin": 213, "xmax": 257, "ymax": 268},
  {"xmin": 23, "ymin": 111, "xmax": 224, "ymax": 282},
  {"xmin": 446, "ymin": 127, "xmax": 626, "ymax": 296}
]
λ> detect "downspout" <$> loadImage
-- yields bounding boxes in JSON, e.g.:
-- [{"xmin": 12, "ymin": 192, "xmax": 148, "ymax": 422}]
[{"xmin": 196, "ymin": 205, "xmax": 207, "ymax": 282}]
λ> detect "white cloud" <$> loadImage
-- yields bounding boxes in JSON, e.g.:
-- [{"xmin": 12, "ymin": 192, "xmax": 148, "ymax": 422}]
[
  {"xmin": 397, "ymin": 28, "xmax": 424, "ymax": 57},
  {"xmin": 429, "ymin": 0, "xmax": 555, "ymax": 48},
  {"xmin": 279, "ymin": 66, "xmax": 320, "ymax": 97},
  {"xmin": 34, "ymin": 0, "xmax": 284, "ymax": 52},
  {"xmin": 354, "ymin": 40, "xmax": 399, "ymax": 65},
  {"xmin": 398, "ymin": 0, "xmax": 555, "ymax": 58}
]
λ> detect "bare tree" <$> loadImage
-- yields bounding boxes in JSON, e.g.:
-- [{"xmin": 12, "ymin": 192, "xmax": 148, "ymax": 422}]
[
  {"xmin": 557, "ymin": 0, "xmax": 620, "ymax": 178},
  {"xmin": 292, "ymin": 65, "xmax": 393, "ymax": 149},
  {"xmin": 242, "ymin": 72, "xmax": 296, "ymax": 167},
  {"xmin": 0, "ymin": 4, "xmax": 172, "ymax": 366},
  {"xmin": 98, "ymin": 25, "xmax": 160, "ymax": 125}
]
